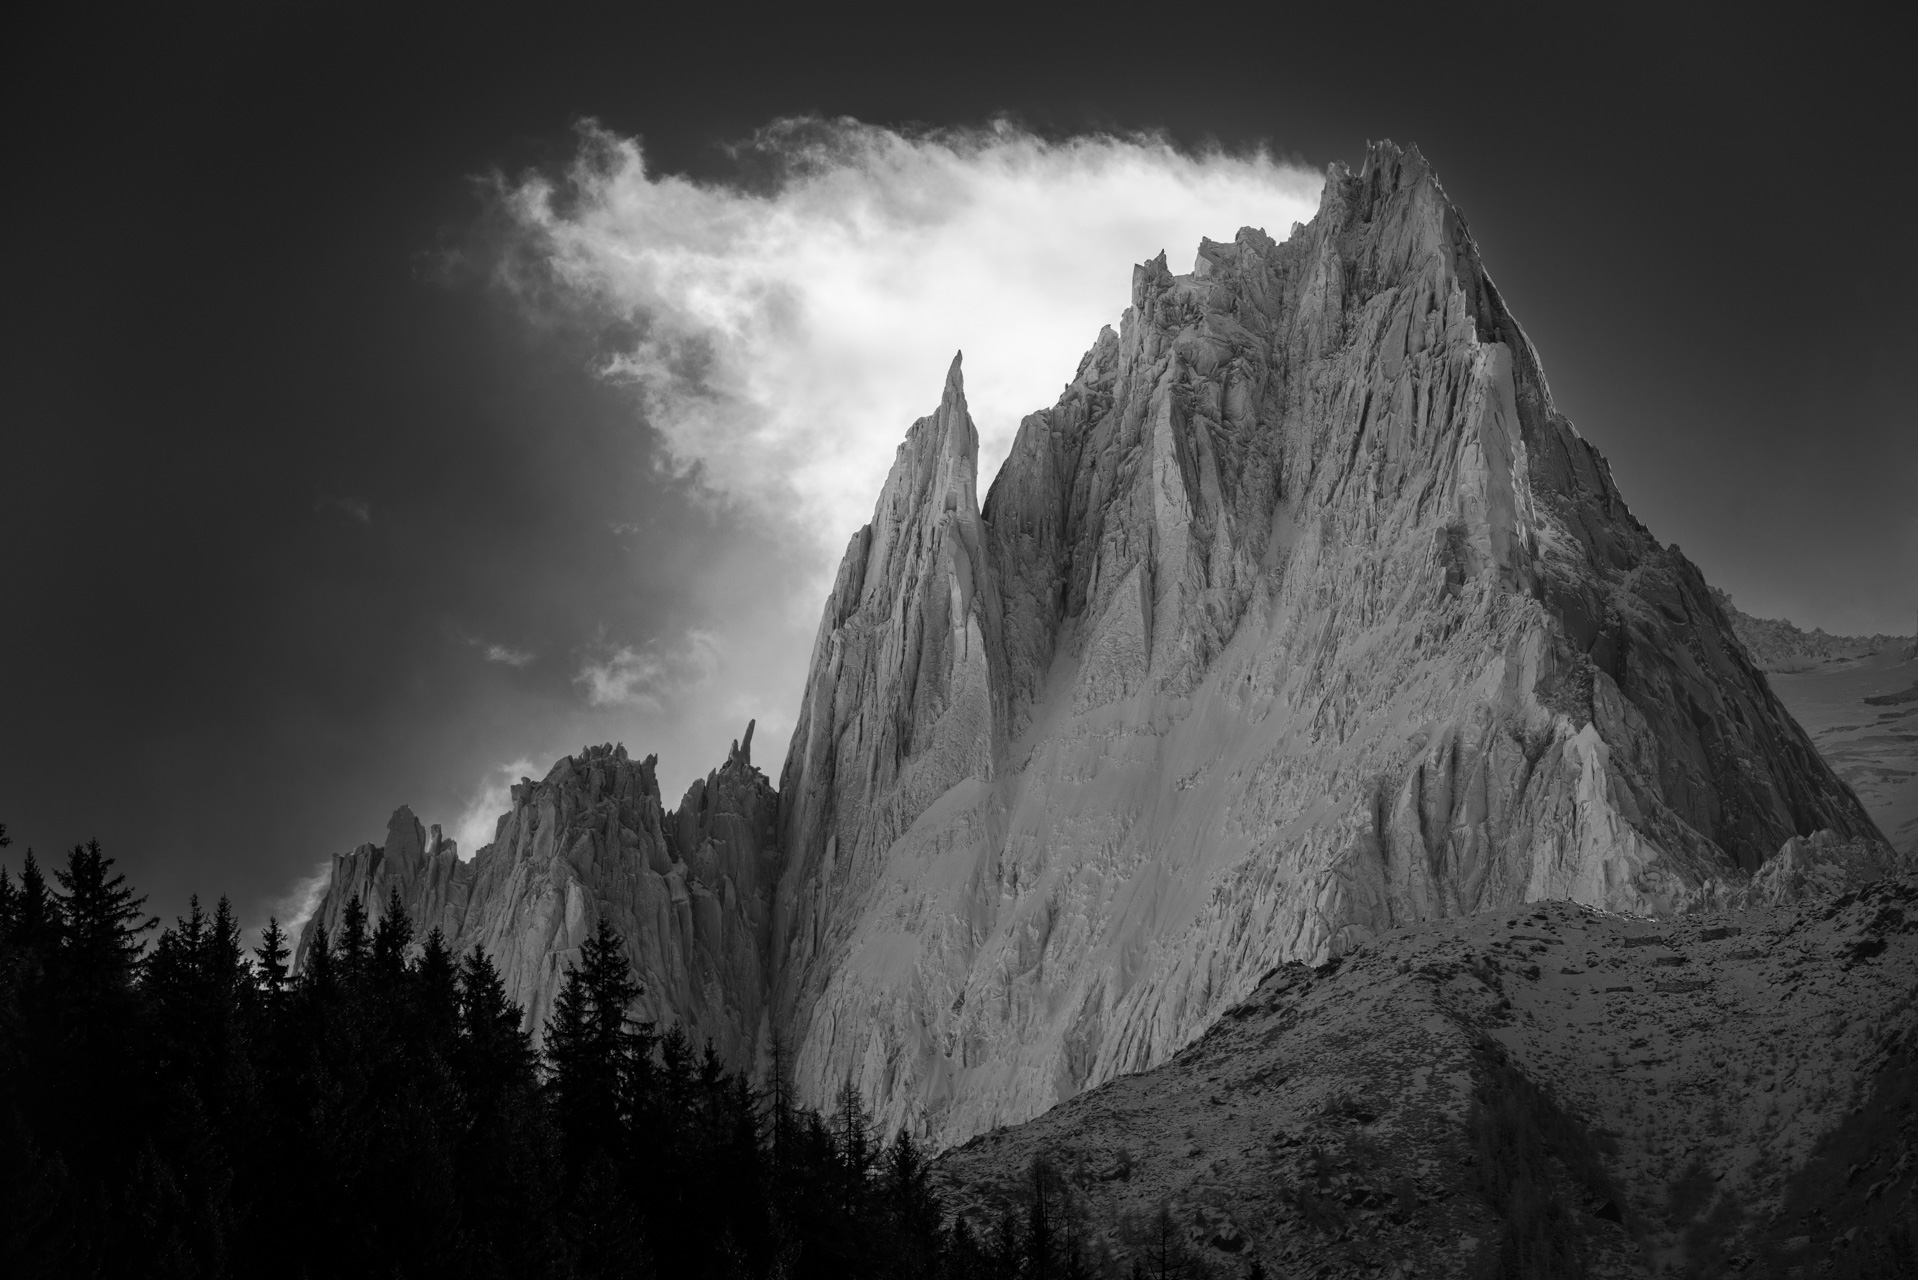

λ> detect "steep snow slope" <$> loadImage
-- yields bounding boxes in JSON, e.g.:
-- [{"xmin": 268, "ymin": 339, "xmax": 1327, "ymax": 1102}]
[{"xmin": 774, "ymin": 141, "xmax": 1886, "ymax": 1145}]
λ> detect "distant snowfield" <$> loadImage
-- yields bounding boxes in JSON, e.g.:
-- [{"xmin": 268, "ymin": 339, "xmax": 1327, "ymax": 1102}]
[{"xmin": 1770, "ymin": 650, "xmax": 1918, "ymax": 855}]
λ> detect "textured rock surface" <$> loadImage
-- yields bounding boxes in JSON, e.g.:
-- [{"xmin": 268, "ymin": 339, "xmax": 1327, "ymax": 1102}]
[
  {"xmin": 298, "ymin": 141, "xmax": 1895, "ymax": 1149},
  {"xmin": 933, "ymin": 880, "xmax": 1918, "ymax": 1277},
  {"xmin": 295, "ymin": 805, "xmax": 468, "ymax": 970},
  {"xmin": 300, "ymin": 732, "xmax": 779, "ymax": 1055},
  {"xmin": 773, "ymin": 141, "xmax": 1889, "ymax": 1145}
]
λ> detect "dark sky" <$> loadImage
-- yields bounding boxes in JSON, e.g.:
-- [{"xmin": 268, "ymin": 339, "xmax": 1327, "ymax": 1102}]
[{"xmin": 5, "ymin": 4, "xmax": 1912, "ymax": 932}]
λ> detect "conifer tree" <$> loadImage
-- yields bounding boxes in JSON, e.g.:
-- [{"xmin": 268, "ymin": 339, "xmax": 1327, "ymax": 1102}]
[
  {"xmin": 458, "ymin": 948, "xmax": 533, "ymax": 1094},
  {"xmin": 455, "ymin": 947, "xmax": 564, "ymax": 1279},
  {"xmin": 371, "ymin": 886, "xmax": 413, "ymax": 979},
  {"xmin": 338, "ymin": 894, "xmax": 370, "ymax": 974},
  {"xmin": 254, "ymin": 917, "xmax": 289, "ymax": 998},
  {"xmin": 763, "ymin": 1032, "xmax": 798, "ymax": 1172},
  {"xmin": 11, "ymin": 850, "xmax": 55, "ymax": 954},
  {"xmin": 208, "ymin": 896, "xmax": 243, "ymax": 999},
  {"xmin": 545, "ymin": 917, "xmax": 641, "ymax": 1177},
  {"xmin": 54, "ymin": 840, "xmax": 155, "ymax": 979},
  {"xmin": 886, "ymin": 1127, "xmax": 944, "ymax": 1276},
  {"xmin": 834, "ymin": 1076, "xmax": 877, "ymax": 1226},
  {"xmin": 412, "ymin": 926, "xmax": 459, "ymax": 1053},
  {"xmin": 15, "ymin": 851, "xmax": 53, "ymax": 949},
  {"xmin": 302, "ymin": 921, "xmax": 334, "ymax": 993},
  {"xmin": 1140, "ymin": 1201, "xmax": 1190, "ymax": 1280},
  {"xmin": 1027, "ymin": 1155, "xmax": 1060, "ymax": 1280}
]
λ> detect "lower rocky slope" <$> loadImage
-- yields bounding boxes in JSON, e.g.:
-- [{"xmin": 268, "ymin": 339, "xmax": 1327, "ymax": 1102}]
[{"xmin": 934, "ymin": 877, "xmax": 1918, "ymax": 1278}]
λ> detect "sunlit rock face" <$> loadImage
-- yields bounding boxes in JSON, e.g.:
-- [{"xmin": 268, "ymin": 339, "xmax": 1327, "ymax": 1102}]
[
  {"xmin": 456, "ymin": 733, "xmax": 779, "ymax": 1053},
  {"xmin": 299, "ymin": 140, "xmax": 1891, "ymax": 1150},
  {"xmin": 295, "ymin": 805, "xmax": 469, "ymax": 971},
  {"xmin": 771, "ymin": 140, "xmax": 1886, "ymax": 1146},
  {"xmin": 300, "ymin": 734, "xmax": 780, "ymax": 1063}
]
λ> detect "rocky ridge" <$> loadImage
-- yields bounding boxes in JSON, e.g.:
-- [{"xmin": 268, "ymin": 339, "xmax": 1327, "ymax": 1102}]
[
  {"xmin": 296, "ymin": 141, "xmax": 1899, "ymax": 1150},
  {"xmin": 931, "ymin": 877, "xmax": 1918, "ymax": 1277},
  {"xmin": 300, "ymin": 732, "xmax": 778, "ymax": 1060},
  {"xmin": 1711, "ymin": 588, "xmax": 1910, "ymax": 674}
]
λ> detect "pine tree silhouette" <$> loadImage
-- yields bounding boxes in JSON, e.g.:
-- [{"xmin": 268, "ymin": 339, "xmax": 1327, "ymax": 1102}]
[
  {"xmin": 545, "ymin": 917, "xmax": 641, "ymax": 1178},
  {"xmin": 763, "ymin": 1032, "xmax": 797, "ymax": 1172},
  {"xmin": 54, "ymin": 840, "xmax": 155, "ymax": 978},
  {"xmin": 338, "ymin": 894, "xmax": 370, "ymax": 975},
  {"xmin": 254, "ymin": 917, "xmax": 289, "ymax": 998},
  {"xmin": 0, "ymin": 845, "xmax": 1039, "ymax": 1278},
  {"xmin": 412, "ymin": 926, "xmax": 459, "ymax": 1054},
  {"xmin": 1027, "ymin": 1155, "xmax": 1060, "ymax": 1279},
  {"xmin": 3, "ymin": 850, "xmax": 56, "ymax": 953},
  {"xmin": 302, "ymin": 920, "xmax": 334, "ymax": 993},
  {"xmin": 371, "ymin": 885, "xmax": 413, "ymax": 979}
]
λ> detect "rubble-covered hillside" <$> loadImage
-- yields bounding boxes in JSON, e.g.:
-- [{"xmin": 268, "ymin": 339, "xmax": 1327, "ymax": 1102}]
[{"xmin": 934, "ymin": 878, "xmax": 1918, "ymax": 1278}]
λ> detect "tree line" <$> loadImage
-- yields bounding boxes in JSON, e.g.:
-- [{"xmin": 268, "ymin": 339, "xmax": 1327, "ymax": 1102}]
[{"xmin": 0, "ymin": 828, "xmax": 1196, "ymax": 1279}]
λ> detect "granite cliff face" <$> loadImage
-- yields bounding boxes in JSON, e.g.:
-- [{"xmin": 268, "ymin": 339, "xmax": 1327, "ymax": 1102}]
[
  {"xmin": 772, "ymin": 141, "xmax": 1885, "ymax": 1144},
  {"xmin": 297, "ymin": 140, "xmax": 1893, "ymax": 1148},
  {"xmin": 296, "ymin": 804, "xmax": 468, "ymax": 969},
  {"xmin": 302, "ymin": 732, "xmax": 778, "ymax": 1061}
]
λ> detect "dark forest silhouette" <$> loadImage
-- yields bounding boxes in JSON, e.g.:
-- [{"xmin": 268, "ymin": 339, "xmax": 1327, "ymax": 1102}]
[{"xmin": 0, "ymin": 829, "xmax": 1175, "ymax": 1279}]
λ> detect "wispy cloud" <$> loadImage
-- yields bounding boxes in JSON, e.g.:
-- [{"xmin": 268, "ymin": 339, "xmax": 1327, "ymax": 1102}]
[
  {"xmin": 495, "ymin": 118, "xmax": 1322, "ymax": 566},
  {"xmin": 274, "ymin": 859, "xmax": 334, "ymax": 949},
  {"xmin": 315, "ymin": 492, "xmax": 372, "ymax": 525},
  {"xmin": 482, "ymin": 643, "xmax": 536, "ymax": 667},
  {"xmin": 575, "ymin": 630, "xmax": 721, "ymax": 711},
  {"xmin": 453, "ymin": 756, "xmax": 540, "ymax": 856}
]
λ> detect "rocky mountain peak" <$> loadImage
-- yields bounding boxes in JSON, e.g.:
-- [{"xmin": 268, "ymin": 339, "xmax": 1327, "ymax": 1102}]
[
  {"xmin": 296, "ymin": 143, "xmax": 1898, "ymax": 1150},
  {"xmin": 769, "ymin": 138, "xmax": 1893, "ymax": 1143}
]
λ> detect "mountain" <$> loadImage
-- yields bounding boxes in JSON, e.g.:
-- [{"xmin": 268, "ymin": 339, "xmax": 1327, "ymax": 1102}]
[
  {"xmin": 1701, "ymin": 591, "xmax": 1918, "ymax": 857},
  {"xmin": 765, "ymin": 141, "xmax": 1887, "ymax": 1144},
  {"xmin": 299, "ymin": 731, "xmax": 780, "ymax": 1063},
  {"xmin": 295, "ymin": 140, "xmax": 1896, "ymax": 1148},
  {"xmin": 931, "ymin": 876, "xmax": 1918, "ymax": 1277},
  {"xmin": 1711, "ymin": 588, "xmax": 1910, "ymax": 674}
]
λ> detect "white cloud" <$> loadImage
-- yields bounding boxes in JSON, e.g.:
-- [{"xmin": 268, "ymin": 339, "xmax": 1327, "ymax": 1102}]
[
  {"xmin": 575, "ymin": 629, "xmax": 721, "ymax": 711},
  {"xmin": 316, "ymin": 493, "xmax": 372, "ymax": 525},
  {"xmin": 452, "ymin": 757, "xmax": 540, "ymax": 856},
  {"xmin": 483, "ymin": 642, "xmax": 536, "ymax": 667},
  {"xmin": 273, "ymin": 859, "xmax": 334, "ymax": 948},
  {"xmin": 498, "ymin": 118, "xmax": 1323, "ymax": 574}
]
